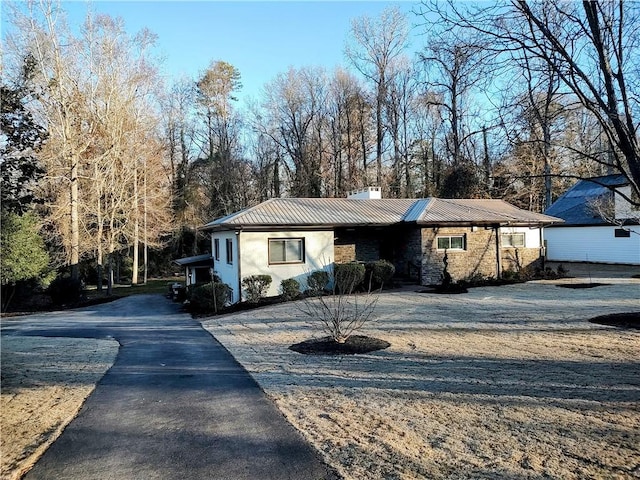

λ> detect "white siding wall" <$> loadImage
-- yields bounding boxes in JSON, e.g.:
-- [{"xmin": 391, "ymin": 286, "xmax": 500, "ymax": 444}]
[
  {"xmin": 500, "ymin": 226, "xmax": 542, "ymax": 248},
  {"xmin": 545, "ymin": 226, "xmax": 640, "ymax": 265},
  {"xmin": 239, "ymin": 230, "xmax": 334, "ymax": 299},
  {"xmin": 211, "ymin": 231, "xmax": 240, "ymax": 303}
]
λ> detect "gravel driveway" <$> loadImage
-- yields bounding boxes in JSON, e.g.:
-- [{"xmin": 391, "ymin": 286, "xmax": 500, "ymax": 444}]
[{"xmin": 201, "ymin": 276, "xmax": 640, "ymax": 479}]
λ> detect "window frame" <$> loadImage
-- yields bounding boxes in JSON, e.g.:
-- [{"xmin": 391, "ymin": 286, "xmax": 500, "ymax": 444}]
[
  {"xmin": 436, "ymin": 235, "xmax": 466, "ymax": 251},
  {"xmin": 214, "ymin": 238, "xmax": 220, "ymax": 261},
  {"xmin": 501, "ymin": 232, "xmax": 526, "ymax": 248},
  {"xmin": 225, "ymin": 238, "xmax": 233, "ymax": 265},
  {"xmin": 268, "ymin": 237, "xmax": 305, "ymax": 265}
]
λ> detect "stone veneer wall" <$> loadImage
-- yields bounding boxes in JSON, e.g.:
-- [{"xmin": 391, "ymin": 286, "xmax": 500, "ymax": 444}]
[
  {"xmin": 420, "ymin": 227, "xmax": 542, "ymax": 285},
  {"xmin": 334, "ymin": 243, "xmax": 356, "ymax": 263},
  {"xmin": 394, "ymin": 228, "xmax": 423, "ymax": 279},
  {"xmin": 334, "ymin": 229, "xmax": 381, "ymax": 263}
]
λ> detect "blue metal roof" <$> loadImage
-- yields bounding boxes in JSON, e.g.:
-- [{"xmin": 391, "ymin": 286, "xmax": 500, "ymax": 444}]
[{"xmin": 545, "ymin": 175, "xmax": 628, "ymax": 226}]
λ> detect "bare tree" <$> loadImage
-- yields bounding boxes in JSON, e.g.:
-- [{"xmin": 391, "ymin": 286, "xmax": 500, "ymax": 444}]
[
  {"xmin": 6, "ymin": 2, "xmax": 170, "ymax": 288},
  {"xmin": 298, "ymin": 266, "xmax": 380, "ymax": 344},
  {"xmin": 419, "ymin": 37, "xmax": 488, "ymax": 170},
  {"xmin": 7, "ymin": 0, "xmax": 93, "ymax": 279},
  {"xmin": 385, "ymin": 59, "xmax": 417, "ymax": 197},
  {"xmin": 346, "ymin": 6, "xmax": 409, "ymax": 187},
  {"xmin": 326, "ymin": 68, "xmax": 372, "ymax": 195},
  {"xmin": 193, "ymin": 60, "xmax": 248, "ymax": 218},
  {"xmin": 419, "ymin": 0, "xmax": 640, "ymax": 205},
  {"xmin": 255, "ymin": 66, "xmax": 328, "ymax": 197}
]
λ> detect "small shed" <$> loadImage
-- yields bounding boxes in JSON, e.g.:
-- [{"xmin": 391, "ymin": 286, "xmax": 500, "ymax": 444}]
[{"xmin": 174, "ymin": 254, "xmax": 214, "ymax": 287}]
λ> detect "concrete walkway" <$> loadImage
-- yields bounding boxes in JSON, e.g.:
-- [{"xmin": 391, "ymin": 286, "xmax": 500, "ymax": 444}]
[{"xmin": 1, "ymin": 295, "xmax": 337, "ymax": 480}]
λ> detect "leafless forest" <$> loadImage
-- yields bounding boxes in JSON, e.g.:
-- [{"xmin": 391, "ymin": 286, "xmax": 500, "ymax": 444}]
[{"xmin": 2, "ymin": 1, "xmax": 638, "ymax": 300}]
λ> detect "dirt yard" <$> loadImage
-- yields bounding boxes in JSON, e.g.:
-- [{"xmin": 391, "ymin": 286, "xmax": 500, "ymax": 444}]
[
  {"xmin": 0, "ymin": 336, "xmax": 118, "ymax": 480},
  {"xmin": 201, "ymin": 278, "xmax": 640, "ymax": 479}
]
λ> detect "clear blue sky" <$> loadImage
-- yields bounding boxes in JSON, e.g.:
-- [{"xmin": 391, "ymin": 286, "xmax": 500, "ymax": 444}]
[{"xmin": 56, "ymin": 1, "xmax": 421, "ymax": 104}]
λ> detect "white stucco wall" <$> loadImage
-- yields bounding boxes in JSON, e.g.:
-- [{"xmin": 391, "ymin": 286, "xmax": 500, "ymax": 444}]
[
  {"xmin": 545, "ymin": 225, "xmax": 640, "ymax": 265},
  {"xmin": 500, "ymin": 226, "xmax": 542, "ymax": 248},
  {"xmin": 239, "ymin": 230, "xmax": 335, "ymax": 299},
  {"xmin": 210, "ymin": 231, "xmax": 240, "ymax": 303}
]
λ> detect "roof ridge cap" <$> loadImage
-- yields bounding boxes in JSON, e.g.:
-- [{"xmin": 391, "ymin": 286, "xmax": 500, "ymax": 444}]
[{"xmin": 437, "ymin": 197, "xmax": 531, "ymax": 219}]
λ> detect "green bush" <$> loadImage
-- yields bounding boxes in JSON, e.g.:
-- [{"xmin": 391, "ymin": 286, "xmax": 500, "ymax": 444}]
[
  {"xmin": 189, "ymin": 282, "xmax": 230, "ymax": 313},
  {"xmin": 48, "ymin": 275, "xmax": 84, "ymax": 305},
  {"xmin": 334, "ymin": 262, "xmax": 365, "ymax": 294},
  {"xmin": 365, "ymin": 260, "xmax": 395, "ymax": 289},
  {"xmin": 280, "ymin": 278, "xmax": 301, "ymax": 301},
  {"xmin": 307, "ymin": 270, "xmax": 329, "ymax": 295},
  {"xmin": 241, "ymin": 274, "xmax": 272, "ymax": 303},
  {"xmin": 1, "ymin": 211, "xmax": 50, "ymax": 286}
]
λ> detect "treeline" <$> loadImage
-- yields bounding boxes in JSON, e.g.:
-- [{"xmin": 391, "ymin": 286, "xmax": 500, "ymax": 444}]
[{"xmin": 1, "ymin": 1, "xmax": 638, "ymax": 309}]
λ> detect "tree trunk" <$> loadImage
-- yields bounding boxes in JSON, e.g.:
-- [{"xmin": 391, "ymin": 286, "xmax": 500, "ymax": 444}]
[
  {"xmin": 70, "ymin": 155, "xmax": 80, "ymax": 280},
  {"xmin": 132, "ymin": 164, "xmax": 139, "ymax": 285},
  {"xmin": 107, "ymin": 251, "xmax": 113, "ymax": 296}
]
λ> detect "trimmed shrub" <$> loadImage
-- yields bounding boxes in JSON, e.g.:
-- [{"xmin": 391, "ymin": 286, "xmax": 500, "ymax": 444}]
[
  {"xmin": 334, "ymin": 262, "xmax": 365, "ymax": 294},
  {"xmin": 280, "ymin": 278, "xmax": 301, "ymax": 301},
  {"xmin": 365, "ymin": 260, "xmax": 395, "ymax": 289},
  {"xmin": 307, "ymin": 270, "xmax": 329, "ymax": 295},
  {"xmin": 189, "ymin": 282, "xmax": 230, "ymax": 313},
  {"xmin": 241, "ymin": 274, "xmax": 272, "ymax": 303},
  {"xmin": 48, "ymin": 275, "xmax": 84, "ymax": 305}
]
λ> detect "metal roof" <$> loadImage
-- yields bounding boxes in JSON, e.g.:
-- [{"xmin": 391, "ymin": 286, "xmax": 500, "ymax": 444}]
[
  {"xmin": 203, "ymin": 197, "xmax": 561, "ymax": 230},
  {"xmin": 545, "ymin": 175, "xmax": 628, "ymax": 226},
  {"xmin": 204, "ymin": 198, "xmax": 416, "ymax": 228},
  {"xmin": 420, "ymin": 199, "xmax": 560, "ymax": 225},
  {"xmin": 173, "ymin": 254, "xmax": 213, "ymax": 266}
]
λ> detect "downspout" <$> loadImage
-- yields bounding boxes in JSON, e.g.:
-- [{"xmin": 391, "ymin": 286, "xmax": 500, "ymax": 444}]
[
  {"xmin": 540, "ymin": 226, "xmax": 545, "ymax": 270},
  {"xmin": 236, "ymin": 229, "xmax": 242, "ymax": 303},
  {"xmin": 495, "ymin": 224, "xmax": 502, "ymax": 279}
]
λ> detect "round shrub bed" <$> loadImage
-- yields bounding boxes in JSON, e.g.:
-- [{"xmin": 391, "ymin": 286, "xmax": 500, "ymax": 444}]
[{"xmin": 289, "ymin": 335, "xmax": 390, "ymax": 355}]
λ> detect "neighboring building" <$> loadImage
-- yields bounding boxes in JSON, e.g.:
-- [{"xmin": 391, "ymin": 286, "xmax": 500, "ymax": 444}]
[
  {"xmin": 202, "ymin": 188, "xmax": 560, "ymax": 303},
  {"xmin": 174, "ymin": 254, "xmax": 213, "ymax": 287},
  {"xmin": 544, "ymin": 175, "xmax": 640, "ymax": 265}
]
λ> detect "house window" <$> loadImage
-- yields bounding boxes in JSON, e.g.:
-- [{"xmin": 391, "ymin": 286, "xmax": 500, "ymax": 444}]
[
  {"xmin": 501, "ymin": 233, "xmax": 526, "ymax": 248},
  {"xmin": 214, "ymin": 239, "xmax": 220, "ymax": 261},
  {"xmin": 268, "ymin": 238, "xmax": 305, "ymax": 264},
  {"xmin": 614, "ymin": 228, "xmax": 631, "ymax": 238},
  {"xmin": 226, "ymin": 238, "xmax": 233, "ymax": 264},
  {"xmin": 436, "ymin": 235, "xmax": 465, "ymax": 250}
]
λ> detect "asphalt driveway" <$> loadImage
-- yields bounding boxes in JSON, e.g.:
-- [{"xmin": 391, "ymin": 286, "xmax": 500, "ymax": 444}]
[{"xmin": 1, "ymin": 295, "xmax": 337, "ymax": 480}]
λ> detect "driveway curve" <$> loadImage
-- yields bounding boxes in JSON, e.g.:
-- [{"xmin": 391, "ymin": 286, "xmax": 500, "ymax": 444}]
[{"xmin": 2, "ymin": 294, "xmax": 337, "ymax": 480}]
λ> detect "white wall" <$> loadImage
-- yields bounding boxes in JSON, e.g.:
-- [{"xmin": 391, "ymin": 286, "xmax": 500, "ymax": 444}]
[
  {"xmin": 239, "ymin": 230, "xmax": 334, "ymax": 299},
  {"xmin": 545, "ymin": 225, "xmax": 640, "ymax": 265},
  {"xmin": 211, "ymin": 231, "xmax": 240, "ymax": 303},
  {"xmin": 500, "ymin": 226, "xmax": 542, "ymax": 248}
]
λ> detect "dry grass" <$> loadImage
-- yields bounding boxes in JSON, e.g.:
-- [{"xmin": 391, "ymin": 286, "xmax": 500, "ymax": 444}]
[
  {"xmin": 202, "ymin": 280, "xmax": 640, "ymax": 479},
  {"xmin": 0, "ymin": 336, "xmax": 118, "ymax": 480},
  {"xmin": 1, "ymin": 278, "xmax": 637, "ymax": 480}
]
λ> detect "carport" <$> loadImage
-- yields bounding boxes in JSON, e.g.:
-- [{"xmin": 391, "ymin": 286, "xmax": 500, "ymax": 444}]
[{"xmin": 174, "ymin": 254, "xmax": 213, "ymax": 287}]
